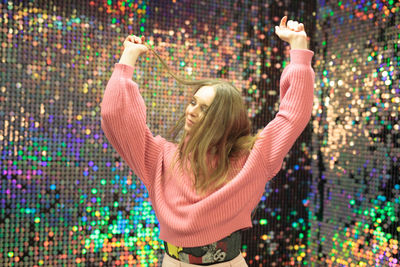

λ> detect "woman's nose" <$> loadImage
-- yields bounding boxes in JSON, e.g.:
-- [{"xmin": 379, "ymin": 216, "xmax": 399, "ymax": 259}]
[{"xmin": 188, "ymin": 105, "xmax": 199, "ymax": 117}]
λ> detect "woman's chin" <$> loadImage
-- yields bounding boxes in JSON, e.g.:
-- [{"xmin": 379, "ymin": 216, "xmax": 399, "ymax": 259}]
[{"xmin": 184, "ymin": 125, "xmax": 191, "ymax": 133}]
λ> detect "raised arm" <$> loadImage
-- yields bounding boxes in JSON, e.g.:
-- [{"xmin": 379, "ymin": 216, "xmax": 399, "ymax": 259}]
[
  {"xmin": 254, "ymin": 17, "xmax": 314, "ymax": 176},
  {"xmin": 101, "ymin": 35, "xmax": 165, "ymax": 189}
]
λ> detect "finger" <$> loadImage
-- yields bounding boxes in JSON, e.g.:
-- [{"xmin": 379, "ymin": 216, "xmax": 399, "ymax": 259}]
[
  {"xmin": 141, "ymin": 36, "xmax": 145, "ymax": 43},
  {"xmin": 280, "ymin": 16, "xmax": 287, "ymax": 28},
  {"xmin": 275, "ymin": 26, "xmax": 280, "ymax": 35},
  {"xmin": 287, "ymin": 20, "xmax": 293, "ymax": 30},
  {"xmin": 298, "ymin": 23, "xmax": 304, "ymax": 31},
  {"xmin": 292, "ymin": 21, "xmax": 299, "ymax": 30}
]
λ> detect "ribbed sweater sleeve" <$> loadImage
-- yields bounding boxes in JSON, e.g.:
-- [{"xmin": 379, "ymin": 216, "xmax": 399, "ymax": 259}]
[
  {"xmin": 100, "ymin": 63, "xmax": 164, "ymax": 189},
  {"xmin": 255, "ymin": 49, "xmax": 314, "ymax": 176}
]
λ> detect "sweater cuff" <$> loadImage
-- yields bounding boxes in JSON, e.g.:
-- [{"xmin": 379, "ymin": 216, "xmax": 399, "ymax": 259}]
[
  {"xmin": 289, "ymin": 50, "xmax": 314, "ymax": 65},
  {"xmin": 114, "ymin": 63, "xmax": 135, "ymax": 78}
]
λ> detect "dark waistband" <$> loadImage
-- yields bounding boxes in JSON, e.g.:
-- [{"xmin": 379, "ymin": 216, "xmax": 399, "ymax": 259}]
[{"xmin": 164, "ymin": 231, "xmax": 242, "ymax": 265}]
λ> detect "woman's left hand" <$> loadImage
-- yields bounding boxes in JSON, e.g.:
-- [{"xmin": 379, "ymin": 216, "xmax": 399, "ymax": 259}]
[{"xmin": 275, "ymin": 16, "xmax": 308, "ymax": 49}]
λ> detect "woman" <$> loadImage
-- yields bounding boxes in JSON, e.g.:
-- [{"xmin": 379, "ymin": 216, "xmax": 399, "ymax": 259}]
[{"xmin": 101, "ymin": 16, "xmax": 314, "ymax": 266}]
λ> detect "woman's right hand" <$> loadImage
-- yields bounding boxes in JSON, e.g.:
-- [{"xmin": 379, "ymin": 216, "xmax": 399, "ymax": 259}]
[
  {"xmin": 119, "ymin": 35, "xmax": 148, "ymax": 67},
  {"xmin": 123, "ymin": 35, "xmax": 148, "ymax": 56}
]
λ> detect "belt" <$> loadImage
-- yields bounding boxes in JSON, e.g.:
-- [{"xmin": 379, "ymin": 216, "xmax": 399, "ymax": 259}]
[{"xmin": 164, "ymin": 231, "xmax": 242, "ymax": 265}]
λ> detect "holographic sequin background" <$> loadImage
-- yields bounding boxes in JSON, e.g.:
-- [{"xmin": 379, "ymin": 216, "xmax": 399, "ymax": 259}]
[
  {"xmin": 310, "ymin": 1, "xmax": 399, "ymax": 266},
  {"xmin": 0, "ymin": 0, "xmax": 399, "ymax": 266}
]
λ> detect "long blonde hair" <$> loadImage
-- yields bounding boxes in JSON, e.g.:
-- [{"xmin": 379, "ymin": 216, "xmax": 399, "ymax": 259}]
[{"xmin": 145, "ymin": 44, "xmax": 258, "ymax": 194}]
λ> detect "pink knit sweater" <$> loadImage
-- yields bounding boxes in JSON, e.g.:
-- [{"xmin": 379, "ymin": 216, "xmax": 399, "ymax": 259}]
[{"xmin": 101, "ymin": 49, "xmax": 314, "ymax": 247}]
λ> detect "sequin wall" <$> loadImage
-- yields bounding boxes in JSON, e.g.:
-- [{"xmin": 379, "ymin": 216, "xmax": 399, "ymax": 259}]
[
  {"xmin": 309, "ymin": 0, "xmax": 400, "ymax": 266},
  {"xmin": 0, "ymin": 0, "xmax": 318, "ymax": 266}
]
